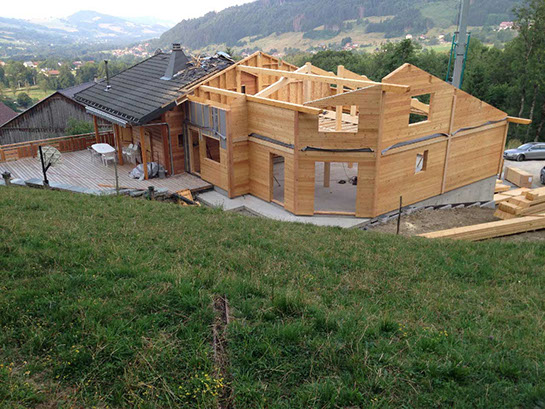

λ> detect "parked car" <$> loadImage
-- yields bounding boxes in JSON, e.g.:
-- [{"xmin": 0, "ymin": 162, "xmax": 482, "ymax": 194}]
[
  {"xmin": 541, "ymin": 166, "xmax": 545, "ymax": 185},
  {"xmin": 504, "ymin": 142, "xmax": 545, "ymax": 161}
]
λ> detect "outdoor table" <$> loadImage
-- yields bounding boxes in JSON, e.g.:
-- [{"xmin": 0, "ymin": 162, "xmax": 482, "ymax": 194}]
[{"xmin": 91, "ymin": 143, "xmax": 116, "ymax": 155}]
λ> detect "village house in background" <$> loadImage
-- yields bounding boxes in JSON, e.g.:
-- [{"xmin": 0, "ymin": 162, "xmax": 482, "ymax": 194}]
[
  {"xmin": 0, "ymin": 102, "xmax": 18, "ymax": 127},
  {"xmin": 0, "ymin": 82, "xmax": 102, "ymax": 145}
]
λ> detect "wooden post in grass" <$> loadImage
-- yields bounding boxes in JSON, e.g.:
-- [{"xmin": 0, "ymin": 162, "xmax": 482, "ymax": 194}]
[{"xmin": 396, "ymin": 196, "xmax": 403, "ymax": 235}]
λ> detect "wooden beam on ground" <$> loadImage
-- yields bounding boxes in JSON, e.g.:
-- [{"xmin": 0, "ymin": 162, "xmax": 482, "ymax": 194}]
[
  {"xmin": 324, "ymin": 162, "xmax": 330, "ymax": 187},
  {"xmin": 139, "ymin": 127, "xmax": 149, "ymax": 180},
  {"xmin": 419, "ymin": 213, "xmax": 545, "ymax": 241},
  {"xmin": 93, "ymin": 116, "xmax": 100, "ymax": 143},
  {"xmin": 237, "ymin": 65, "xmax": 409, "ymax": 93},
  {"xmin": 507, "ymin": 116, "xmax": 532, "ymax": 125}
]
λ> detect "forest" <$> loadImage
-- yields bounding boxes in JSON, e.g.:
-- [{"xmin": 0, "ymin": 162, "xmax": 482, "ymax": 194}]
[
  {"xmin": 158, "ymin": 0, "xmax": 519, "ymax": 50},
  {"xmin": 281, "ymin": 0, "xmax": 545, "ymax": 144}
]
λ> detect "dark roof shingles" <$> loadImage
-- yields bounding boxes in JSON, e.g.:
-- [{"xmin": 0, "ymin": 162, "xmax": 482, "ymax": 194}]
[{"xmin": 74, "ymin": 53, "xmax": 233, "ymax": 124}]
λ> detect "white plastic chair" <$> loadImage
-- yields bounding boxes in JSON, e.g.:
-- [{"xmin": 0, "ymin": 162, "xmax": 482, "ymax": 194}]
[
  {"xmin": 122, "ymin": 144, "xmax": 134, "ymax": 161},
  {"xmin": 102, "ymin": 151, "xmax": 116, "ymax": 167},
  {"xmin": 125, "ymin": 145, "xmax": 140, "ymax": 164}
]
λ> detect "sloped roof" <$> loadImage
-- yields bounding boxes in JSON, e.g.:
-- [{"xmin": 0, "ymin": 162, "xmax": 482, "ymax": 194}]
[
  {"xmin": 74, "ymin": 52, "xmax": 234, "ymax": 126},
  {"xmin": 0, "ymin": 102, "xmax": 17, "ymax": 126},
  {"xmin": 59, "ymin": 81, "xmax": 95, "ymax": 100}
]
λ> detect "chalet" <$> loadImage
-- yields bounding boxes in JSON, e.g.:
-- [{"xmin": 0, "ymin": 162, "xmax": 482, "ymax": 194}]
[
  {"xmin": 74, "ymin": 45, "xmax": 236, "ymax": 177},
  {"xmin": 0, "ymin": 82, "xmax": 98, "ymax": 145},
  {"xmin": 73, "ymin": 46, "xmax": 529, "ymax": 218}
]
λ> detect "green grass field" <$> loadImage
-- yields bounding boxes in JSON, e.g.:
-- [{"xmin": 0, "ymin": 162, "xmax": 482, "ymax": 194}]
[
  {"xmin": 5, "ymin": 85, "xmax": 54, "ymax": 104},
  {"xmin": 1, "ymin": 186, "xmax": 545, "ymax": 408}
]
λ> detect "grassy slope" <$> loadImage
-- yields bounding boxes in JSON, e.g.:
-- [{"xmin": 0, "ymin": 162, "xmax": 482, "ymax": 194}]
[{"xmin": 1, "ymin": 186, "xmax": 544, "ymax": 408}]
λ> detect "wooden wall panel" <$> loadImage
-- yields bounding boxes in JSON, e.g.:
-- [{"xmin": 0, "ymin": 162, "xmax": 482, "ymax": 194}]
[
  {"xmin": 381, "ymin": 64, "xmax": 454, "ymax": 147},
  {"xmin": 355, "ymin": 158, "xmax": 378, "ymax": 217},
  {"xmin": 294, "ymin": 158, "xmax": 315, "ymax": 215},
  {"xmin": 249, "ymin": 142, "xmax": 273, "ymax": 201},
  {"xmin": 231, "ymin": 141, "xmax": 250, "ymax": 196},
  {"xmin": 229, "ymin": 96, "xmax": 250, "ymax": 196},
  {"xmin": 247, "ymin": 102, "xmax": 295, "ymax": 145},
  {"xmin": 444, "ymin": 124, "xmax": 506, "ymax": 192},
  {"xmin": 452, "ymin": 89, "xmax": 506, "ymax": 131},
  {"xmin": 375, "ymin": 141, "xmax": 448, "ymax": 214},
  {"xmin": 241, "ymin": 72, "xmax": 258, "ymax": 95}
]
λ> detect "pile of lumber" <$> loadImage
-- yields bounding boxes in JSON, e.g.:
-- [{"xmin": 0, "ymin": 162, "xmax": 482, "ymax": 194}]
[
  {"xmin": 493, "ymin": 187, "xmax": 530, "ymax": 204},
  {"xmin": 419, "ymin": 214, "xmax": 545, "ymax": 241},
  {"xmin": 494, "ymin": 179, "xmax": 511, "ymax": 194},
  {"xmin": 495, "ymin": 187, "xmax": 545, "ymax": 219}
]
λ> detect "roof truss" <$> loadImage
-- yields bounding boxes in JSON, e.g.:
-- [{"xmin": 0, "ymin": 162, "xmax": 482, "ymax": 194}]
[{"xmin": 236, "ymin": 65, "xmax": 409, "ymax": 93}]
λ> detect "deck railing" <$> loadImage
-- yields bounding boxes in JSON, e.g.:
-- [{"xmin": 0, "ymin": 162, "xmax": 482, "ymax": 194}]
[{"xmin": 0, "ymin": 131, "xmax": 114, "ymax": 163}]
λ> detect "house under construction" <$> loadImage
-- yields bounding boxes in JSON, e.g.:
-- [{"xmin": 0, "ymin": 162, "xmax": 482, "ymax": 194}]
[{"xmin": 76, "ymin": 49, "xmax": 529, "ymax": 218}]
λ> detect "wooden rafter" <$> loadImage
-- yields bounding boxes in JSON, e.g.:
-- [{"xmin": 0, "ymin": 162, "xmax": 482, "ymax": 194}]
[
  {"xmin": 255, "ymin": 64, "xmax": 314, "ymax": 98},
  {"xmin": 194, "ymin": 85, "xmax": 322, "ymax": 115},
  {"xmin": 410, "ymin": 98, "xmax": 430, "ymax": 116},
  {"xmin": 237, "ymin": 65, "xmax": 409, "ymax": 93}
]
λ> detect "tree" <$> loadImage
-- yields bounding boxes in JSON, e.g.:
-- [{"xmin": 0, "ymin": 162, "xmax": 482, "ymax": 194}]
[
  {"xmin": 58, "ymin": 65, "xmax": 75, "ymax": 89},
  {"xmin": 16, "ymin": 92, "xmax": 33, "ymax": 109},
  {"xmin": 341, "ymin": 37, "xmax": 352, "ymax": 47},
  {"xmin": 65, "ymin": 118, "xmax": 93, "ymax": 135}
]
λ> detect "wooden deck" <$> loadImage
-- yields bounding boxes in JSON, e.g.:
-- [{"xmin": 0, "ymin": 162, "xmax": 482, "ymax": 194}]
[{"xmin": 0, "ymin": 149, "xmax": 212, "ymax": 193}]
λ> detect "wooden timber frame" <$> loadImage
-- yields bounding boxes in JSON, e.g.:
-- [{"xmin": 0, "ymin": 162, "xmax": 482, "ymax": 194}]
[{"xmin": 177, "ymin": 55, "xmax": 529, "ymax": 218}]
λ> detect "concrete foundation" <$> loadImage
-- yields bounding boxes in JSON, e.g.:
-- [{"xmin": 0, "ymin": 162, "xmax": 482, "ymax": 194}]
[{"xmin": 409, "ymin": 175, "xmax": 496, "ymax": 209}]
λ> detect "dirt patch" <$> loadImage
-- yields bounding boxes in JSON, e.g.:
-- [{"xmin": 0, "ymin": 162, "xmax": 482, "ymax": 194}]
[{"xmin": 367, "ymin": 207, "xmax": 545, "ymax": 242}]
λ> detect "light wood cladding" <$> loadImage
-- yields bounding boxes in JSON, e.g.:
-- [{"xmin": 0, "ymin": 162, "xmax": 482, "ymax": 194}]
[{"xmin": 184, "ymin": 58, "xmax": 522, "ymax": 219}]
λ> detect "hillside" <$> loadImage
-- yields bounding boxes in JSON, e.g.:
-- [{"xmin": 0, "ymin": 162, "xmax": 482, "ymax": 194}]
[
  {"xmin": 158, "ymin": 0, "xmax": 521, "ymax": 53},
  {"xmin": 0, "ymin": 11, "xmax": 171, "ymax": 58},
  {"xmin": 1, "ymin": 186, "xmax": 544, "ymax": 407}
]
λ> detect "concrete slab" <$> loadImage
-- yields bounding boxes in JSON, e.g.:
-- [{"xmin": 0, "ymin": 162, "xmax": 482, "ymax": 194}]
[{"xmin": 197, "ymin": 190, "xmax": 369, "ymax": 229}]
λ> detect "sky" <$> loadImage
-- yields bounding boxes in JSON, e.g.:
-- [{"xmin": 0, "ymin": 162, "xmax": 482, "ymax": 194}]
[{"xmin": 2, "ymin": 0, "xmax": 255, "ymax": 23}]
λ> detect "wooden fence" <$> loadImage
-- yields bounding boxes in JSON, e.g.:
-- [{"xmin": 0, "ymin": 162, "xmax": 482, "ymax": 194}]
[{"xmin": 0, "ymin": 131, "xmax": 114, "ymax": 163}]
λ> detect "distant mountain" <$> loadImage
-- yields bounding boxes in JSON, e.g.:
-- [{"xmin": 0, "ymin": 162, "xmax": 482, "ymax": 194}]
[
  {"xmin": 26, "ymin": 11, "xmax": 171, "ymax": 42},
  {"xmin": 0, "ymin": 10, "xmax": 173, "ymax": 57},
  {"xmin": 158, "ymin": 0, "xmax": 521, "ymax": 51}
]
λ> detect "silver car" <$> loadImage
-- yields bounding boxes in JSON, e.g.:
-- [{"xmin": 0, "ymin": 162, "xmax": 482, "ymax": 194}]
[{"xmin": 504, "ymin": 142, "xmax": 545, "ymax": 161}]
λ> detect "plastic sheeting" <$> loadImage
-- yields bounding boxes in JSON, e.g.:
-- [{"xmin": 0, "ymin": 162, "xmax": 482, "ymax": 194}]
[{"xmin": 129, "ymin": 162, "xmax": 166, "ymax": 181}]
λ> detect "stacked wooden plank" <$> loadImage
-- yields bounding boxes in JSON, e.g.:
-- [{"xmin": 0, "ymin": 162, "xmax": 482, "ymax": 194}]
[
  {"xmin": 495, "ymin": 187, "xmax": 545, "ymax": 219},
  {"xmin": 419, "ymin": 214, "xmax": 545, "ymax": 241},
  {"xmin": 494, "ymin": 179, "xmax": 511, "ymax": 193},
  {"xmin": 504, "ymin": 166, "xmax": 534, "ymax": 188}
]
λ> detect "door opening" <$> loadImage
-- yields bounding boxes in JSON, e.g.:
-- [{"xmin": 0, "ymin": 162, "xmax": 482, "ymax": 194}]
[{"xmin": 271, "ymin": 153, "xmax": 285, "ymax": 205}]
